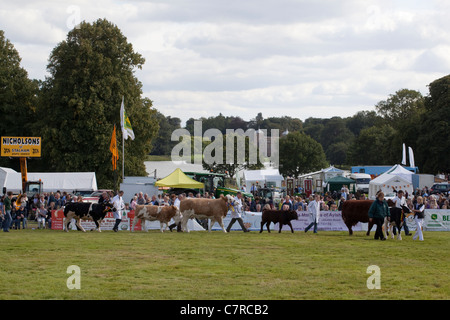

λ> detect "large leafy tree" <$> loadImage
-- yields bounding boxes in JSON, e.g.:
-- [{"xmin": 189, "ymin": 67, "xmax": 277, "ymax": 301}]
[
  {"xmin": 279, "ymin": 131, "xmax": 328, "ymax": 177},
  {"xmin": 37, "ymin": 19, "xmax": 158, "ymax": 188},
  {"xmin": 0, "ymin": 30, "xmax": 38, "ymax": 169},
  {"xmin": 417, "ymin": 75, "xmax": 450, "ymax": 173},
  {"xmin": 346, "ymin": 125, "xmax": 398, "ymax": 165}
]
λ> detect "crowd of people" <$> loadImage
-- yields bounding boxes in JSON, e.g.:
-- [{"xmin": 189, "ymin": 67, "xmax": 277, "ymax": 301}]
[
  {"xmin": 0, "ymin": 190, "xmax": 84, "ymax": 232},
  {"xmin": 1, "ymin": 184, "xmax": 448, "ymax": 234}
]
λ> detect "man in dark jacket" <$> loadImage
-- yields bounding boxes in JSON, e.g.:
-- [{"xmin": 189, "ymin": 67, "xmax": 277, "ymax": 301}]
[{"xmin": 368, "ymin": 191, "xmax": 390, "ymax": 241}]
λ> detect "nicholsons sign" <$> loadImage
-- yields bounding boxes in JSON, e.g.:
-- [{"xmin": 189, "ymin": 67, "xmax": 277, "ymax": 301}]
[{"xmin": 1, "ymin": 136, "xmax": 42, "ymax": 158}]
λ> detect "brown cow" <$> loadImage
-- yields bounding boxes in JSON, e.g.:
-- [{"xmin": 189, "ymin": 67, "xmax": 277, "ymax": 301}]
[
  {"xmin": 341, "ymin": 199, "xmax": 395, "ymax": 236},
  {"xmin": 341, "ymin": 200, "xmax": 375, "ymax": 236},
  {"xmin": 131, "ymin": 205, "xmax": 180, "ymax": 232},
  {"xmin": 180, "ymin": 194, "xmax": 234, "ymax": 232},
  {"xmin": 260, "ymin": 209, "xmax": 298, "ymax": 233}
]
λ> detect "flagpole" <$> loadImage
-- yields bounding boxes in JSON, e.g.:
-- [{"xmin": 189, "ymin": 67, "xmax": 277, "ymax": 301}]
[
  {"xmin": 122, "ymin": 96, "xmax": 125, "ymax": 181},
  {"xmin": 122, "ymin": 130, "xmax": 125, "ymax": 181}
]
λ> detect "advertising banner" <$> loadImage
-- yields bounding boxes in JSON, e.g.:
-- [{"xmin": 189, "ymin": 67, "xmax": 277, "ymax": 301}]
[
  {"xmin": 1, "ymin": 136, "xmax": 41, "ymax": 157},
  {"xmin": 212, "ymin": 211, "xmax": 367, "ymax": 232},
  {"xmin": 51, "ymin": 208, "xmax": 450, "ymax": 232},
  {"xmin": 51, "ymin": 209, "xmax": 131, "ymax": 231}
]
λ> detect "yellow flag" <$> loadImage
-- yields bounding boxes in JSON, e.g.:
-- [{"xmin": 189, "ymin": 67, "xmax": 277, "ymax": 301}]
[{"xmin": 109, "ymin": 125, "xmax": 119, "ymax": 171}]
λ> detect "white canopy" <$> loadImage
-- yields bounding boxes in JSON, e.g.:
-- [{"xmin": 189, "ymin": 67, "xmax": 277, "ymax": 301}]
[
  {"xmin": 383, "ymin": 164, "xmax": 414, "ymax": 183},
  {"xmin": 243, "ymin": 169, "xmax": 284, "ymax": 187},
  {"xmin": 0, "ymin": 167, "xmax": 97, "ymax": 193},
  {"xmin": 369, "ymin": 165, "xmax": 414, "ymax": 199}
]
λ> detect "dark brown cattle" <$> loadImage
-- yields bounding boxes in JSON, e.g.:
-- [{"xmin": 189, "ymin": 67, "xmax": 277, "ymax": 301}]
[
  {"xmin": 341, "ymin": 200, "xmax": 374, "ymax": 236},
  {"xmin": 341, "ymin": 199, "xmax": 395, "ymax": 236},
  {"xmin": 260, "ymin": 209, "xmax": 298, "ymax": 233}
]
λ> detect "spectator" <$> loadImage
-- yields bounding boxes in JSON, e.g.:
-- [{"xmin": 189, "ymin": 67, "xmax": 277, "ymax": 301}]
[
  {"xmin": 46, "ymin": 202, "xmax": 55, "ymax": 229},
  {"xmin": 130, "ymin": 196, "xmax": 137, "ymax": 210},
  {"xmin": 54, "ymin": 192, "xmax": 63, "ymax": 209},
  {"xmin": 17, "ymin": 205, "xmax": 27, "ymax": 229},
  {"xmin": 281, "ymin": 195, "xmax": 293, "ymax": 211},
  {"xmin": 2, "ymin": 191, "xmax": 13, "ymax": 232},
  {"xmin": 137, "ymin": 192, "xmax": 145, "ymax": 205},
  {"xmin": 36, "ymin": 203, "xmax": 47, "ymax": 229},
  {"xmin": 0, "ymin": 195, "xmax": 4, "ymax": 230}
]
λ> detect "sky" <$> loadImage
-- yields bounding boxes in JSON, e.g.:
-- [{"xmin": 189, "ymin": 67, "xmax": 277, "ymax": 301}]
[{"xmin": 1, "ymin": 0, "xmax": 449, "ymax": 126}]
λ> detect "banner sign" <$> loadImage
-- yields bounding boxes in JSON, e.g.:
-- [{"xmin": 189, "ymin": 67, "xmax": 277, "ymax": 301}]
[
  {"xmin": 1, "ymin": 136, "xmax": 41, "ymax": 157},
  {"xmin": 51, "ymin": 209, "xmax": 132, "ymax": 231},
  {"xmin": 212, "ymin": 211, "xmax": 366, "ymax": 232},
  {"xmin": 423, "ymin": 209, "xmax": 450, "ymax": 231},
  {"xmin": 51, "ymin": 208, "xmax": 450, "ymax": 232}
]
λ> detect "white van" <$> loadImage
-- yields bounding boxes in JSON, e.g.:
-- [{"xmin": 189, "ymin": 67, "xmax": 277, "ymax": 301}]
[{"xmin": 350, "ymin": 173, "xmax": 372, "ymax": 193}]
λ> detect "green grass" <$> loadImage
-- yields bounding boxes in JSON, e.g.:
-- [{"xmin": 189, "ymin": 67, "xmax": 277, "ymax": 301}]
[{"xmin": 0, "ymin": 225, "xmax": 448, "ymax": 300}]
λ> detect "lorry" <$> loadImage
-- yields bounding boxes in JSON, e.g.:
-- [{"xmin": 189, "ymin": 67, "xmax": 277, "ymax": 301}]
[{"xmin": 349, "ymin": 173, "xmax": 372, "ymax": 194}]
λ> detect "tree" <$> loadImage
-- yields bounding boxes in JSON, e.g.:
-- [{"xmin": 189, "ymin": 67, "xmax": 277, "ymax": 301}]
[
  {"xmin": 375, "ymin": 89, "xmax": 425, "ymax": 126},
  {"xmin": 346, "ymin": 110, "xmax": 381, "ymax": 136},
  {"xmin": 202, "ymin": 133, "xmax": 264, "ymax": 179},
  {"xmin": 279, "ymin": 132, "xmax": 328, "ymax": 177},
  {"xmin": 0, "ymin": 30, "xmax": 38, "ymax": 169},
  {"xmin": 417, "ymin": 74, "xmax": 450, "ymax": 173},
  {"xmin": 150, "ymin": 112, "xmax": 181, "ymax": 155},
  {"xmin": 346, "ymin": 125, "xmax": 398, "ymax": 165},
  {"xmin": 37, "ymin": 19, "xmax": 159, "ymax": 188}
]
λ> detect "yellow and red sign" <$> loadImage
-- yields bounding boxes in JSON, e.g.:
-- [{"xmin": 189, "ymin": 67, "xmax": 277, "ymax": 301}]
[{"xmin": 1, "ymin": 136, "xmax": 41, "ymax": 158}]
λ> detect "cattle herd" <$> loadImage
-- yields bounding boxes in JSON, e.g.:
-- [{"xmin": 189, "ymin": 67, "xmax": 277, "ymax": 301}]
[{"xmin": 62, "ymin": 194, "xmax": 415, "ymax": 240}]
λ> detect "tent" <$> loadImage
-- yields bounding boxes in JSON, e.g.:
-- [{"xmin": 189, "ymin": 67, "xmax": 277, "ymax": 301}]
[
  {"xmin": 154, "ymin": 168, "xmax": 204, "ymax": 189},
  {"xmin": 325, "ymin": 176, "xmax": 356, "ymax": 193},
  {"xmin": 369, "ymin": 165, "xmax": 414, "ymax": 199},
  {"xmin": 383, "ymin": 164, "xmax": 414, "ymax": 183},
  {"xmin": 243, "ymin": 169, "xmax": 284, "ymax": 188},
  {"xmin": 0, "ymin": 167, "xmax": 97, "ymax": 193}
]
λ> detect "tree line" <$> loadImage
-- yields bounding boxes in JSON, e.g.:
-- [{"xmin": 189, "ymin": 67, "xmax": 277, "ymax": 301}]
[
  {"xmin": 152, "ymin": 84, "xmax": 449, "ymax": 177},
  {"xmin": 1, "ymin": 19, "xmax": 449, "ymax": 190}
]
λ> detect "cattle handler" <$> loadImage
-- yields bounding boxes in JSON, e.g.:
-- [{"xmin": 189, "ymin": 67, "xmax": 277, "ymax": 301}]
[
  {"xmin": 226, "ymin": 192, "xmax": 250, "ymax": 232},
  {"xmin": 368, "ymin": 191, "xmax": 389, "ymax": 241},
  {"xmin": 112, "ymin": 190, "xmax": 125, "ymax": 232}
]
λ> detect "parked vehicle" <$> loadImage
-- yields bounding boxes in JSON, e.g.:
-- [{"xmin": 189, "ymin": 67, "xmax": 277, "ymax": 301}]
[{"xmin": 430, "ymin": 183, "xmax": 450, "ymax": 195}]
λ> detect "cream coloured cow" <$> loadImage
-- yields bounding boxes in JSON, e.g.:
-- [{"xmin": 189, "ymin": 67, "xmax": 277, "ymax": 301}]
[
  {"xmin": 180, "ymin": 194, "xmax": 234, "ymax": 232},
  {"xmin": 131, "ymin": 205, "xmax": 180, "ymax": 232}
]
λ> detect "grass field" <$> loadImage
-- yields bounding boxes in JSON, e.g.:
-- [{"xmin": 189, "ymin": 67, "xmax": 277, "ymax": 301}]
[{"xmin": 0, "ymin": 225, "xmax": 448, "ymax": 300}]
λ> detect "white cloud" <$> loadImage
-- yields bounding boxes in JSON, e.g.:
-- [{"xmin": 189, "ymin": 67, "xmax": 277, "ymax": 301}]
[{"xmin": 1, "ymin": 0, "xmax": 449, "ymax": 125}]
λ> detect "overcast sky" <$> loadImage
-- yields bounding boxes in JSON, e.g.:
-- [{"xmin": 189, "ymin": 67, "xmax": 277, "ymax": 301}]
[{"xmin": 1, "ymin": 0, "xmax": 449, "ymax": 125}]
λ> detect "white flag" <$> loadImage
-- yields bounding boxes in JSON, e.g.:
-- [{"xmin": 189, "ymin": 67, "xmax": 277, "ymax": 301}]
[
  {"xmin": 408, "ymin": 147, "xmax": 415, "ymax": 168},
  {"xmin": 120, "ymin": 97, "xmax": 135, "ymax": 140},
  {"xmin": 402, "ymin": 143, "xmax": 407, "ymax": 165}
]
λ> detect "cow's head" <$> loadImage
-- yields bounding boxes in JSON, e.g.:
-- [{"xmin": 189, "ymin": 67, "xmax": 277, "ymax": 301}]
[
  {"xmin": 286, "ymin": 210, "xmax": 298, "ymax": 221},
  {"xmin": 401, "ymin": 205, "xmax": 411, "ymax": 213},
  {"xmin": 102, "ymin": 201, "xmax": 116, "ymax": 213},
  {"xmin": 225, "ymin": 194, "xmax": 234, "ymax": 203}
]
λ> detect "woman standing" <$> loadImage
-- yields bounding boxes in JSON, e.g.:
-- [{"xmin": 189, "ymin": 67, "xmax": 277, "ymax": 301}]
[{"xmin": 412, "ymin": 196, "xmax": 425, "ymax": 241}]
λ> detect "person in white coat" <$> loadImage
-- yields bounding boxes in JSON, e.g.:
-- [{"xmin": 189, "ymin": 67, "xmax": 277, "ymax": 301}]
[
  {"xmin": 412, "ymin": 196, "xmax": 425, "ymax": 241},
  {"xmin": 305, "ymin": 193, "xmax": 321, "ymax": 233},
  {"xmin": 226, "ymin": 192, "xmax": 249, "ymax": 232},
  {"xmin": 112, "ymin": 190, "xmax": 124, "ymax": 232}
]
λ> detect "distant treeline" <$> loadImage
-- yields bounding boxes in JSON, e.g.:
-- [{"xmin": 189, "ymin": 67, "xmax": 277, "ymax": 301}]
[{"xmin": 151, "ymin": 78, "xmax": 450, "ymax": 176}]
